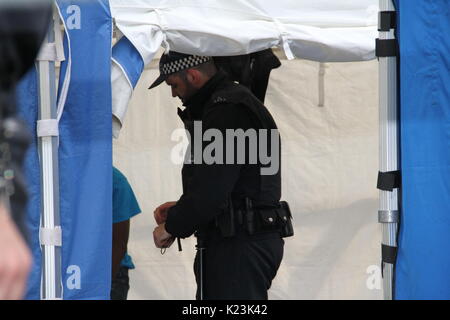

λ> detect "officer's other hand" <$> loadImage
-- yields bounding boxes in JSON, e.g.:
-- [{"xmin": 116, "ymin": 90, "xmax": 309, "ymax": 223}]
[
  {"xmin": 0, "ymin": 206, "xmax": 32, "ymax": 300},
  {"xmin": 154, "ymin": 201, "xmax": 177, "ymax": 225},
  {"xmin": 153, "ymin": 223, "xmax": 174, "ymax": 249}
]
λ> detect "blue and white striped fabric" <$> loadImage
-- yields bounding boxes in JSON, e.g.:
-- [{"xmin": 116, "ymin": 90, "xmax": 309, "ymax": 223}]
[
  {"xmin": 111, "ymin": 35, "xmax": 145, "ymax": 138},
  {"xmin": 112, "ymin": 36, "xmax": 144, "ymax": 89}
]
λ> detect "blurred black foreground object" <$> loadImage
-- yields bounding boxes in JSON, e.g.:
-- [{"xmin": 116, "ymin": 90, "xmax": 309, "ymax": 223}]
[{"xmin": 0, "ymin": 0, "xmax": 52, "ymax": 236}]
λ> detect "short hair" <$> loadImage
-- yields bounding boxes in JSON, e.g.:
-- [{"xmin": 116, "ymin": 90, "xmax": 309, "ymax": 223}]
[
  {"xmin": 192, "ymin": 60, "xmax": 217, "ymax": 77},
  {"xmin": 178, "ymin": 60, "xmax": 217, "ymax": 79}
]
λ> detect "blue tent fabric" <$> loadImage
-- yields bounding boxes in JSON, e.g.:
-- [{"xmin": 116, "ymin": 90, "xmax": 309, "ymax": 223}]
[
  {"xmin": 16, "ymin": 69, "xmax": 43, "ymax": 300},
  {"xmin": 56, "ymin": 0, "xmax": 112, "ymax": 300},
  {"xmin": 395, "ymin": 0, "xmax": 450, "ymax": 299},
  {"xmin": 19, "ymin": 0, "xmax": 113, "ymax": 300},
  {"xmin": 112, "ymin": 36, "xmax": 144, "ymax": 88}
]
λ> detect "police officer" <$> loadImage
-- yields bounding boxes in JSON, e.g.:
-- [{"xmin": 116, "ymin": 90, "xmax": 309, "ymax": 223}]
[{"xmin": 152, "ymin": 51, "xmax": 287, "ymax": 300}]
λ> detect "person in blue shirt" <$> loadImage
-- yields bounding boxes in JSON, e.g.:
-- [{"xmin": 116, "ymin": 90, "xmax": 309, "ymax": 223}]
[{"xmin": 111, "ymin": 167, "xmax": 141, "ymax": 300}]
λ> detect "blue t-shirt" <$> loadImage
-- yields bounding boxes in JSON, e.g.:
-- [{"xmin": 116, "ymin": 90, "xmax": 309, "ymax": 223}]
[{"xmin": 113, "ymin": 167, "xmax": 141, "ymax": 269}]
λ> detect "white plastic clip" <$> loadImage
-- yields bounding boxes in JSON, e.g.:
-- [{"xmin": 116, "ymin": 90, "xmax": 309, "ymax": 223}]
[
  {"xmin": 39, "ymin": 226, "xmax": 62, "ymax": 247},
  {"xmin": 37, "ymin": 43, "xmax": 58, "ymax": 62},
  {"xmin": 35, "ymin": 13, "xmax": 65, "ymax": 62},
  {"xmin": 37, "ymin": 119, "xmax": 59, "ymax": 138}
]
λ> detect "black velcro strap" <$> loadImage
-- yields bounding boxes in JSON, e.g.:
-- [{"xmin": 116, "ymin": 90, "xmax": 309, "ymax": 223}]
[
  {"xmin": 382, "ymin": 244, "xmax": 398, "ymax": 265},
  {"xmin": 376, "ymin": 39, "xmax": 398, "ymax": 57},
  {"xmin": 379, "ymin": 11, "xmax": 396, "ymax": 31},
  {"xmin": 381, "ymin": 244, "xmax": 398, "ymax": 278},
  {"xmin": 377, "ymin": 170, "xmax": 401, "ymax": 192}
]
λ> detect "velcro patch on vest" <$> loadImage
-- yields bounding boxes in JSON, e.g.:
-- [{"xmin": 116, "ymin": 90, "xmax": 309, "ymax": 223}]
[{"xmin": 213, "ymin": 96, "xmax": 227, "ymax": 104}]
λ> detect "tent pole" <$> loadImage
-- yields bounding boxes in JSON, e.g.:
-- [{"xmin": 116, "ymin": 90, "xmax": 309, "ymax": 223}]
[
  {"xmin": 37, "ymin": 12, "xmax": 63, "ymax": 300},
  {"xmin": 378, "ymin": 0, "xmax": 399, "ymax": 300}
]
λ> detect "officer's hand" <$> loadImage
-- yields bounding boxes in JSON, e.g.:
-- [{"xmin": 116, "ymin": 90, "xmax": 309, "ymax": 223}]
[
  {"xmin": 154, "ymin": 201, "xmax": 177, "ymax": 225},
  {"xmin": 0, "ymin": 206, "xmax": 32, "ymax": 300},
  {"xmin": 153, "ymin": 223, "xmax": 175, "ymax": 249}
]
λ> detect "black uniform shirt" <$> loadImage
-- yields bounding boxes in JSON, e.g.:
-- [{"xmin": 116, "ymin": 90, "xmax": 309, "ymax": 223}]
[{"xmin": 165, "ymin": 71, "xmax": 280, "ymax": 238}]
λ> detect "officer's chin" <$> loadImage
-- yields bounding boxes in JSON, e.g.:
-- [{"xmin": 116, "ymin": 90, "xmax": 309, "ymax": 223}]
[
  {"xmin": 179, "ymin": 93, "xmax": 193, "ymax": 104},
  {"xmin": 179, "ymin": 96, "xmax": 186, "ymax": 104}
]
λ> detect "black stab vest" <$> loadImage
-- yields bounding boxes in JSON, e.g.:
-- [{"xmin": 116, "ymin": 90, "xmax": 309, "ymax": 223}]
[{"xmin": 178, "ymin": 80, "xmax": 281, "ymax": 209}]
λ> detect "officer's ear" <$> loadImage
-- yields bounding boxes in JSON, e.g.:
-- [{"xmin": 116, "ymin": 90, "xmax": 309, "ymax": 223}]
[
  {"xmin": 185, "ymin": 69, "xmax": 203, "ymax": 88},
  {"xmin": 185, "ymin": 70, "xmax": 195, "ymax": 83}
]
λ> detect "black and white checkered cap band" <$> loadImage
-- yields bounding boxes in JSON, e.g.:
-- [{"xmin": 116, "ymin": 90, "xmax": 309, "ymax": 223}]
[{"xmin": 160, "ymin": 56, "xmax": 212, "ymax": 75}]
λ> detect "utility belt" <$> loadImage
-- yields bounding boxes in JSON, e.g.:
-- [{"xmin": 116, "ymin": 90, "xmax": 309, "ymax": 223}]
[{"xmin": 209, "ymin": 198, "xmax": 294, "ymax": 239}]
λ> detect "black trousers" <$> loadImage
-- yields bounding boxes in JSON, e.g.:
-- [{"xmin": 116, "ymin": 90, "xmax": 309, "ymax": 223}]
[{"xmin": 194, "ymin": 232, "xmax": 284, "ymax": 300}]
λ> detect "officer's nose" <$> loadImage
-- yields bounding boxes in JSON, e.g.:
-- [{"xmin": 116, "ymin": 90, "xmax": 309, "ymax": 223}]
[{"xmin": 171, "ymin": 87, "xmax": 177, "ymax": 98}]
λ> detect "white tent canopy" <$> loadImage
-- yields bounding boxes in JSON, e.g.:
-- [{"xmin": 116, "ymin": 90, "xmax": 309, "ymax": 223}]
[{"xmin": 111, "ymin": 0, "xmax": 378, "ymax": 64}]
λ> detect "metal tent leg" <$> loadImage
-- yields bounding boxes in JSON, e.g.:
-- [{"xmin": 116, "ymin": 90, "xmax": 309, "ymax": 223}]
[
  {"xmin": 378, "ymin": 0, "xmax": 400, "ymax": 301},
  {"xmin": 37, "ymin": 12, "xmax": 63, "ymax": 300}
]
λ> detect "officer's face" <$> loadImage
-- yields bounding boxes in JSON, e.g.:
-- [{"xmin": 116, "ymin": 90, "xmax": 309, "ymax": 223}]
[{"xmin": 166, "ymin": 74, "xmax": 196, "ymax": 104}]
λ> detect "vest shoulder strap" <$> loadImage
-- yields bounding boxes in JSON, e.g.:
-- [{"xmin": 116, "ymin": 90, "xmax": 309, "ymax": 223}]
[{"xmin": 206, "ymin": 82, "xmax": 278, "ymax": 130}]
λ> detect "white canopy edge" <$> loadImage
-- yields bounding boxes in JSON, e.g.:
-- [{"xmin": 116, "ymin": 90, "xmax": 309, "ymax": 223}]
[{"xmin": 110, "ymin": 0, "xmax": 379, "ymax": 65}]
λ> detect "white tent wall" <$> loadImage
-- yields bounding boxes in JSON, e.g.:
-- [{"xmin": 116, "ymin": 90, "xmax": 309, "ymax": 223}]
[{"xmin": 113, "ymin": 53, "xmax": 382, "ymax": 299}]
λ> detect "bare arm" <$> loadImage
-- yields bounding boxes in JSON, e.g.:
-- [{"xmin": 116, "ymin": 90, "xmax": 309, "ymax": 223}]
[{"xmin": 112, "ymin": 220, "xmax": 130, "ymax": 279}]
